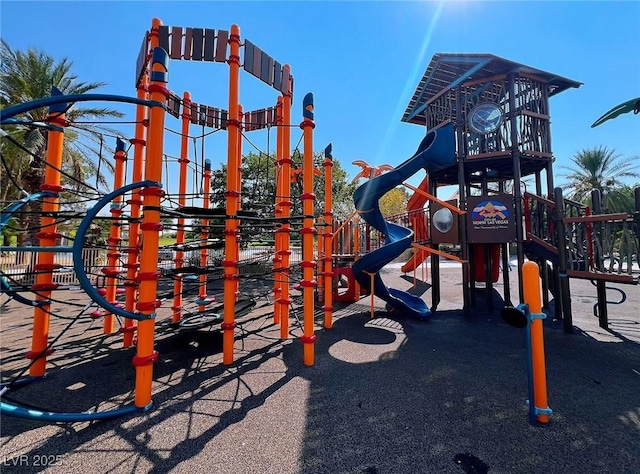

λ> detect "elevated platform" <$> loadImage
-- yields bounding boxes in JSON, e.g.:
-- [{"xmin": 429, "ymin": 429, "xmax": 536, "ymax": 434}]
[{"xmin": 428, "ymin": 155, "xmax": 552, "ymax": 186}]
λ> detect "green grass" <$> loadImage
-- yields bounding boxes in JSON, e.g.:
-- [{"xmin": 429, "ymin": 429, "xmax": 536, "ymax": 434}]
[{"xmin": 159, "ymin": 236, "xmax": 177, "ymax": 246}]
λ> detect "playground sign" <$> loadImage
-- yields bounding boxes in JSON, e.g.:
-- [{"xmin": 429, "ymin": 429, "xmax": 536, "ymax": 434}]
[{"xmin": 466, "ymin": 193, "xmax": 515, "ymax": 243}]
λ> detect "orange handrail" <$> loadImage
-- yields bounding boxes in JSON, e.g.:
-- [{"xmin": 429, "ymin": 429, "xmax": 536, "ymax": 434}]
[
  {"xmin": 330, "ymin": 209, "xmax": 359, "ymax": 242},
  {"xmin": 403, "ymin": 182, "xmax": 465, "ymax": 215},
  {"xmin": 411, "ymin": 242, "xmax": 465, "ymax": 263}
]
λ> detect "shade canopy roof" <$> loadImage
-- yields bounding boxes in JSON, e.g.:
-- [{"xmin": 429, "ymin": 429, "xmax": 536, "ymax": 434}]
[{"xmin": 402, "ymin": 53, "xmax": 582, "ymax": 125}]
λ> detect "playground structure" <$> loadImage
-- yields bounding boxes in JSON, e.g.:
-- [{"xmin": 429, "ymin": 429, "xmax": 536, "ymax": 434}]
[
  {"xmin": 1, "ymin": 28, "xmax": 639, "ymax": 425},
  {"xmin": 0, "ymin": 18, "xmax": 336, "ymax": 420},
  {"xmin": 330, "ymin": 53, "xmax": 639, "ymax": 330}
]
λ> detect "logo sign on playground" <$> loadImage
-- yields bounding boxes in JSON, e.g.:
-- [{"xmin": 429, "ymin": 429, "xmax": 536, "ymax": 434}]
[{"xmin": 466, "ymin": 193, "xmax": 515, "ymax": 243}]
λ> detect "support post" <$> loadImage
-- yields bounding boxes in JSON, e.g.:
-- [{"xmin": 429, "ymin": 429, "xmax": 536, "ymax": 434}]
[
  {"xmin": 198, "ymin": 160, "xmax": 212, "ymax": 311},
  {"xmin": 273, "ymin": 97, "xmax": 284, "ymax": 325},
  {"xmin": 454, "ymin": 87, "xmax": 470, "ymax": 316},
  {"xmin": 222, "ymin": 24, "xmax": 241, "ymax": 364},
  {"xmin": 553, "ymin": 187, "xmax": 573, "ymax": 334},
  {"xmin": 123, "ymin": 72, "xmax": 150, "ymax": 347},
  {"xmin": 507, "ymin": 72, "xmax": 526, "ymax": 304},
  {"xmin": 429, "ymin": 178, "xmax": 441, "ymax": 311},
  {"xmin": 498, "ymin": 181, "xmax": 512, "ymax": 306},
  {"xmin": 103, "ymin": 139, "xmax": 127, "ymax": 333},
  {"xmin": 279, "ymin": 76, "xmax": 293, "ymax": 340},
  {"xmin": 635, "ymin": 187, "xmax": 640, "ymax": 258},
  {"xmin": 591, "ymin": 189, "xmax": 608, "ymax": 329},
  {"xmin": 322, "ymin": 144, "xmax": 334, "ymax": 329},
  {"xmin": 134, "ymin": 45, "xmax": 169, "ymax": 408},
  {"xmin": 522, "ymin": 261, "xmax": 551, "ymax": 425},
  {"xmin": 235, "ymin": 105, "xmax": 243, "ymax": 300},
  {"xmin": 28, "ymin": 87, "xmax": 67, "ymax": 377},
  {"xmin": 171, "ymin": 91, "xmax": 191, "ymax": 323},
  {"xmin": 300, "ymin": 92, "xmax": 317, "ymax": 366}
]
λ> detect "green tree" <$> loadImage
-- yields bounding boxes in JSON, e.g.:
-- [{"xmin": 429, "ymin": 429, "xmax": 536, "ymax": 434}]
[
  {"xmin": 560, "ymin": 146, "xmax": 639, "ymax": 213},
  {"xmin": 0, "ymin": 39, "xmax": 124, "ymax": 244},
  {"xmin": 379, "ymin": 187, "xmax": 409, "ymax": 218},
  {"xmin": 207, "ymin": 149, "xmax": 357, "ymax": 245},
  {"xmin": 288, "ymin": 149, "xmax": 357, "ymax": 221}
]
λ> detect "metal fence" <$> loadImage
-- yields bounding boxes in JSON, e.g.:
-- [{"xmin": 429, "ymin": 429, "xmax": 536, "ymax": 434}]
[
  {"xmin": 1, "ymin": 249, "xmax": 105, "ymax": 287},
  {"xmin": 1, "ymin": 245, "xmax": 301, "ymax": 288}
]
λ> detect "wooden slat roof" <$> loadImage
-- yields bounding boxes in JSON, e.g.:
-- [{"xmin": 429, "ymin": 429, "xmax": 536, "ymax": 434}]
[{"xmin": 402, "ymin": 53, "xmax": 582, "ymax": 125}]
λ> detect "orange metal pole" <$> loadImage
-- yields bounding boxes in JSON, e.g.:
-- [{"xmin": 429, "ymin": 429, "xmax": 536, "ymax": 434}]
[
  {"xmin": 300, "ymin": 92, "xmax": 316, "ymax": 366},
  {"xmin": 322, "ymin": 144, "xmax": 334, "ymax": 329},
  {"xmin": 317, "ymin": 217, "xmax": 324, "ymax": 302},
  {"xmin": 273, "ymin": 97, "xmax": 284, "ymax": 325},
  {"xmin": 222, "ymin": 24, "xmax": 241, "ymax": 365},
  {"xmin": 27, "ymin": 90, "xmax": 67, "ymax": 376},
  {"xmin": 522, "ymin": 261, "xmax": 550, "ymax": 424},
  {"xmin": 198, "ymin": 160, "xmax": 212, "ymax": 311},
  {"xmin": 235, "ymin": 105, "xmax": 243, "ymax": 300},
  {"xmin": 103, "ymin": 139, "xmax": 127, "ymax": 334},
  {"xmin": 279, "ymin": 77, "xmax": 293, "ymax": 340},
  {"xmin": 315, "ymin": 156, "xmax": 325, "ymax": 303},
  {"xmin": 148, "ymin": 18, "xmax": 162, "ymax": 51},
  {"xmin": 171, "ymin": 91, "xmax": 191, "ymax": 323},
  {"xmin": 122, "ymin": 73, "xmax": 149, "ymax": 347},
  {"xmin": 133, "ymin": 46, "xmax": 168, "ymax": 408}
]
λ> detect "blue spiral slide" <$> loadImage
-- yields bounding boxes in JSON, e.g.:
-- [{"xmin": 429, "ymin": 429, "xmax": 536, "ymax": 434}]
[{"xmin": 351, "ymin": 123, "xmax": 455, "ymax": 320}]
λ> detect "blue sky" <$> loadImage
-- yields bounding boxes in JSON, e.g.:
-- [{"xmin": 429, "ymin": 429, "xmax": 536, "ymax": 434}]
[{"xmin": 2, "ymin": 0, "xmax": 639, "ymax": 195}]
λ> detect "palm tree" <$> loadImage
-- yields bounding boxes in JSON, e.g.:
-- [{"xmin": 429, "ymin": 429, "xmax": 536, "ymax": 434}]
[
  {"xmin": 0, "ymin": 39, "xmax": 125, "ymax": 245},
  {"xmin": 560, "ymin": 146, "xmax": 640, "ymax": 213}
]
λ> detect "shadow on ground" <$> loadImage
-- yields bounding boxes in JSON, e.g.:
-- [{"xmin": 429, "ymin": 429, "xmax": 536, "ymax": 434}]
[{"xmin": 1, "ymin": 270, "xmax": 639, "ymax": 473}]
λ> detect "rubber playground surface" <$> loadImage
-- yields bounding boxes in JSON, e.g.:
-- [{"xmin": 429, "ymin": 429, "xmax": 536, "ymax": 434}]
[{"xmin": 1, "ymin": 264, "xmax": 639, "ymax": 473}]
